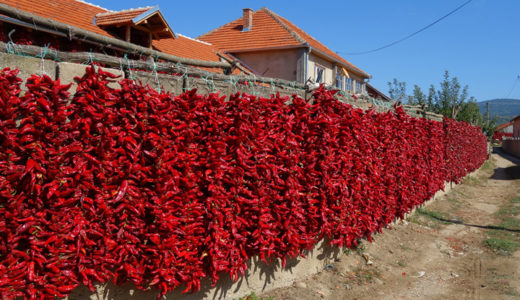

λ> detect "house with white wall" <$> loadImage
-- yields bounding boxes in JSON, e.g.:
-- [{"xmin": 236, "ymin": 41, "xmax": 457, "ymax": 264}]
[{"xmin": 199, "ymin": 7, "xmax": 371, "ymax": 95}]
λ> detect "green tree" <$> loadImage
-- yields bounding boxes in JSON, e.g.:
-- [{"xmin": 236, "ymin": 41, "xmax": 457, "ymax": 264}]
[
  {"xmin": 386, "ymin": 72, "xmax": 494, "ymax": 137},
  {"xmin": 432, "ymin": 71, "xmax": 469, "ymax": 119},
  {"xmin": 458, "ymin": 101, "xmax": 497, "ymax": 136},
  {"xmin": 387, "ymin": 78, "xmax": 407, "ymax": 102},
  {"xmin": 409, "ymin": 85, "xmax": 427, "ymax": 106},
  {"xmin": 427, "ymin": 85, "xmax": 436, "ymax": 109},
  {"xmin": 457, "ymin": 101, "xmax": 482, "ymax": 125}
]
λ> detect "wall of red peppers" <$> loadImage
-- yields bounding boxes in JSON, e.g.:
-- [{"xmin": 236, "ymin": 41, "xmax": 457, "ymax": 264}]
[{"xmin": 0, "ymin": 66, "xmax": 488, "ymax": 299}]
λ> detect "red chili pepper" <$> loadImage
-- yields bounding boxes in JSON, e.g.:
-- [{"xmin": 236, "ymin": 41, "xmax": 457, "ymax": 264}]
[{"xmin": 0, "ymin": 66, "xmax": 488, "ymax": 299}]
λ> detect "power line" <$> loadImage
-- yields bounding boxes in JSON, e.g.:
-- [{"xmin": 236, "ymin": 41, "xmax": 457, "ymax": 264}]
[
  {"xmin": 338, "ymin": 0, "xmax": 474, "ymax": 56},
  {"xmin": 506, "ymin": 75, "xmax": 520, "ymax": 98}
]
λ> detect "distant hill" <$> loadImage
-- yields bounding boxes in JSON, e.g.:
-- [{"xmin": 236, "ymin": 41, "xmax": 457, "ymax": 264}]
[{"xmin": 478, "ymin": 99, "xmax": 520, "ymax": 124}]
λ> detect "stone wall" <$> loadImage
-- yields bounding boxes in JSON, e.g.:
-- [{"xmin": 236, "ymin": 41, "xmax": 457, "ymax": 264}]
[{"xmin": 0, "ymin": 52, "xmax": 445, "ymax": 122}]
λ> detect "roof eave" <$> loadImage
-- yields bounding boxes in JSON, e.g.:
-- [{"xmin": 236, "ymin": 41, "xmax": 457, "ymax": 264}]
[
  {"xmin": 132, "ymin": 6, "xmax": 177, "ymax": 39},
  {"xmin": 496, "ymin": 122, "xmax": 513, "ymax": 131},
  {"xmin": 309, "ymin": 46, "xmax": 371, "ymax": 79},
  {"xmin": 366, "ymin": 83, "xmax": 392, "ymax": 101},
  {"xmin": 131, "ymin": 6, "xmax": 158, "ymax": 24},
  {"xmin": 222, "ymin": 44, "xmax": 304, "ymax": 53}
]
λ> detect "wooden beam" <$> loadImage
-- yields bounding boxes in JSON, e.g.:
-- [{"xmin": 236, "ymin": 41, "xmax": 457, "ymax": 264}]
[
  {"xmin": 134, "ymin": 25, "xmax": 152, "ymax": 33},
  {"xmin": 125, "ymin": 26, "xmax": 131, "ymax": 42},
  {"xmin": 146, "ymin": 25, "xmax": 168, "ymax": 32}
]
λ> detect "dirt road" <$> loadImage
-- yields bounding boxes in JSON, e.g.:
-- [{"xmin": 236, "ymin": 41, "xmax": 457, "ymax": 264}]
[{"xmin": 261, "ymin": 148, "xmax": 520, "ymax": 300}]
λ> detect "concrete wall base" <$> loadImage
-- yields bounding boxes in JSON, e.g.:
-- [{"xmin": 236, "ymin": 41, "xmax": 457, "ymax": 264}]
[{"xmin": 67, "ymin": 239, "xmax": 340, "ymax": 300}]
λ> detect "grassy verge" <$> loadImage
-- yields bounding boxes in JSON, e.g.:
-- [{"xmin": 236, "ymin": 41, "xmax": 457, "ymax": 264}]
[
  {"xmin": 462, "ymin": 175, "xmax": 482, "ymax": 186},
  {"xmin": 349, "ymin": 267, "xmax": 381, "ymax": 284},
  {"xmin": 480, "ymin": 159, "xmax": 493, "ymax": 172},
  {"xmin": 483, "ymin": 196, "xmax": 520, "ymax": 255},
  {"xmin": 407, "ymin": 207, "xmax": 450, "ymax": 229},
  {"xmin": 483, "ymin": 234, "xmax": 520, "ymax": 254},
  {"xmin": 343, "ymin": 243, "xmax": 366, "ymax": 255},
  {"xmin": 238, "ymin": 292, "xmax": 273, "ymax": 300}
]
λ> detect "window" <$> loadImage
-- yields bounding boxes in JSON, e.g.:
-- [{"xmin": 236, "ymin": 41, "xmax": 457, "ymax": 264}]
[
  {"xmin": 336, "ymin": 73, "xmax": 343, "ymax": 89},
  {"xmin": 315, "ymin": 65, "xmax": 325, "ymax": 83},
  {"xmin": 355, "ymin": 80, "xmax": 362, "ymax": 94},
  {"xmin": 344, "ymin": 78, "xmax": 353, "ymax": 92}
]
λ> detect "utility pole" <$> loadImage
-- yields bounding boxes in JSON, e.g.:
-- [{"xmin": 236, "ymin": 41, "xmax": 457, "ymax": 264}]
[{"xmin": 486, "ymin": 102, "xmax": 490, "ymax": 121}]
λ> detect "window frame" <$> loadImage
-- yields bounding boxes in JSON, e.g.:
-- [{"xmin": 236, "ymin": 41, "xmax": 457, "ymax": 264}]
[
  {"xmin": 355, "ymin": 80, "xmax": 362, "ymax": 94},
  {"xmin": 314, "ymin": 64, "xmax": 325, "ymax": 84},
  {"xmin": 344, "ymin": 77, "xmax": 353, "ymax": 92},
  {"xmin": 336, "ymin": 72, "xmax": 343, "ymax": 90}
]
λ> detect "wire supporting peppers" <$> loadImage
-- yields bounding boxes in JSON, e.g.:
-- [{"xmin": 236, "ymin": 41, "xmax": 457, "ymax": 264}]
[{"xmin": 0, "ymin": 66, "xmax": 487, "ymax": 299}]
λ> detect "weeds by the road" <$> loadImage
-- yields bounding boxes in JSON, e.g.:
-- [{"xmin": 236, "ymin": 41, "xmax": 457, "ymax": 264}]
[
  {"xmin": 480, "ymin": 159, "xmax": 494, "ymax": 172},
  {"xmin": 238, "ymin": 292, "xmax": 273, "ymax": 300},
  {"xmin": 496, "ymin": 205, "xmax": 520, "ymax": 219},
  {"xmin": 343, "ymin": 243, "xmax": 366, "ymax": 255},
  {"xmin": 484, "ymin": 195, "xmax": 520, "ymax": 255},
  {"xmin": 485, "ymin": 267, "xmax": 520, "ymax": 297},
  {"xmin": 415, "ymin": 208, "xmax": 453, "ymax": 223},
  {"xmin": 500, "ymin": 218, "xmax": 520, "ymax": 231},
  {"xmin": 350, "ymin": 267, "xmax": 381, "ymax": 284},
  {"xmin": 483, "ymin": 235, "xmax": 520, "ymax": 254},
  {"xmin": 462, "ymin": 175, "xmax": 482, "ymax": 186},
  {"xmin": 407, "ymin": 207, "xmax": 450, "ymax": 229}
]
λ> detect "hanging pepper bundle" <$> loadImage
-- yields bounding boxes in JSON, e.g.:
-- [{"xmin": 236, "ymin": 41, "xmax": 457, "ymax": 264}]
[
  {"xmin": 0, "ymin": 66, "xmax": 487, "ymax": 299},
  {"xmin": 492, "ymin": 132, "xmax": 512, "ymax": 141}
]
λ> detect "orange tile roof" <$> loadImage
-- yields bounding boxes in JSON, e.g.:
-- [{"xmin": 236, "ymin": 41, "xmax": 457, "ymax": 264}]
[
  {"xmin": 0, "ymin": 0, "xmax": 232, "ymax": 70},
  {"xmin": 199, "ymin": 7, "xmax": 369, "ymax": 78},
  {"xmin": 496, "ymin": 122, "xmax": 512, "ymax": 132},
  {"xmin": 1, "ymin": 0, "xmax": 109, "ymax": 36},
  {"xmin": 154, "ymin": 34, "xmax": 218, "ymax": 62},
  {"xmin": 95, "ymin": 7, "xmax": 151, "ymax": 26},
  {"xmin": 198, "ymin": 10, "xmax": 301, "ymax": 51},
  {"xmin": 273, "ymin": 13, "xmax": 368, "ymax": 78}
]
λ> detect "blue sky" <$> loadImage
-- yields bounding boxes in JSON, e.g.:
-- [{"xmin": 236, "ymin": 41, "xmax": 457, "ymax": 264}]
[{"xmin": 97, "ymin": 0, "xmax": 519, "ymax": 102}]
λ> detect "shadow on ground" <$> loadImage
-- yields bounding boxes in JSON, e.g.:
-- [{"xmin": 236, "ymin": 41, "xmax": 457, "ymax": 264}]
[{"xmin": 491, "ymin": 147, "xmax": 520, "ymax": 180}]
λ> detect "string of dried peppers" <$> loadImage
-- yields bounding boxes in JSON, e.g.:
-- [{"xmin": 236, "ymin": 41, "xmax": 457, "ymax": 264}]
[{"xmin": 0, "ymin": 66, "xmax": 487, "ymax": 299}]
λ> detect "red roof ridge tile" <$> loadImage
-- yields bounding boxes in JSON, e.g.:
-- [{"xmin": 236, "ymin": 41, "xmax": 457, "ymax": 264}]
[
  {"xmin": 95, "ymin": 6, "xmax": 153, "ymax": 17},
  {"xmin": 260, "ymin": 7, "xmax": 305, "ymax": 45},
  {"xmin": 269, "ymin": 10, "xmax": 369, "ymax": 77},
  {"xmin": 74, "ymin": 0, "xmax": 111, "ymax": 13},
  {"xmin": 177, "ymin": 33, "xmax": 213, "ymax": 46},
  {"xmin": 197, "ymin": 14, "xmax": 243, "ymax": 40}
]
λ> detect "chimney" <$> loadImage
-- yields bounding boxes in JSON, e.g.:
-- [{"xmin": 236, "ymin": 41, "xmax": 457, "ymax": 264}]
[{"xmin": 242, "ymin": 8, "xmax": 253, "ymax": 32}]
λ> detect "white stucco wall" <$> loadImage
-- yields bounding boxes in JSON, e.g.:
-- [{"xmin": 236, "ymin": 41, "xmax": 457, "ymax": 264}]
[
  {"xmin": 307, "ymin": 53, "xmax": 366, "ymax": 94},
  {"xmin": 307, "ymin": 53, "xmax": 334, "ymax": 86},
  {"xmin": 235, "ymin": 49, "xmax": 300, "ymax": 82}
]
